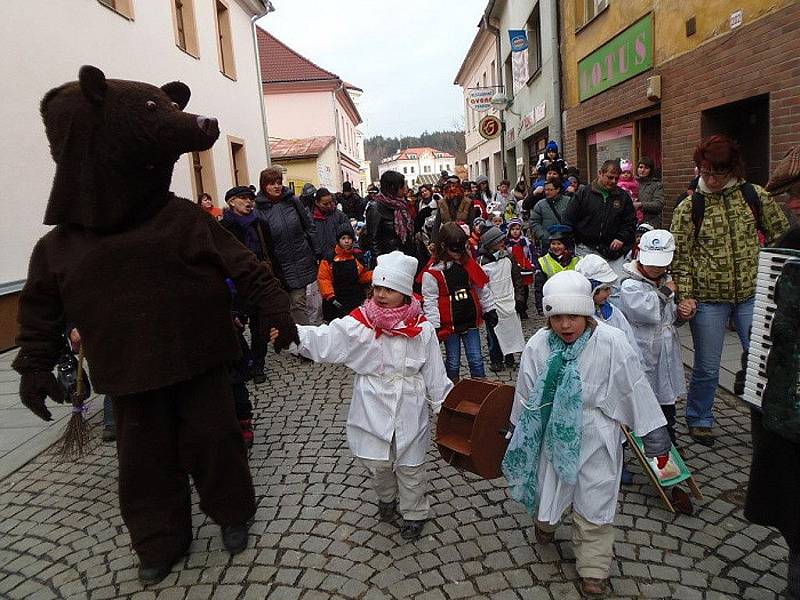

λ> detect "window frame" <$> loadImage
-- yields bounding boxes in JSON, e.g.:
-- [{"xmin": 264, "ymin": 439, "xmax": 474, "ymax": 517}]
[
  {"xmin": 171, "ymin": 0, "xmax": 200, "ymax": 58},
  {"xmin": 190, "ymin": 150, "xmax": 218, "ymax": 202},
  {"xmin": 97, "ymin": 0, "xmax": 134, "ymax": 20},
  {"xmin": 214, "ymin": 0, "xmax": 237, "ymax": 80},
  {"xmin": 227, "ymin": 136, "xmax": 248, "ymax": 187},
  {"xmin": 575, "ymin": 0, "xmax": 609, "ymax": 32},
  {"xmin": 526, "ymin": 3, "xmax": 543, "ymax": 84}
]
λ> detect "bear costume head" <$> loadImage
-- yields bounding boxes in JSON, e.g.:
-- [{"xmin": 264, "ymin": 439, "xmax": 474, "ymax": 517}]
[{"xmin": 40, "ymin": 65, "xmax": 219, "ymax": 231}]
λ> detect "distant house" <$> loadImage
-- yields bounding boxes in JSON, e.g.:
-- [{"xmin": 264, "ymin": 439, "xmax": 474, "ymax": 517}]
[
  {"xmin": 269, "ymin": 136, "xmax": 336, "ymax": 195},
  {"xmin": 257, "ymin": 28, "xmax": 365, "ymax": 193},
  {"xmin": 378, "ymin": 147, "xmax": 455, "ymax": 189}
]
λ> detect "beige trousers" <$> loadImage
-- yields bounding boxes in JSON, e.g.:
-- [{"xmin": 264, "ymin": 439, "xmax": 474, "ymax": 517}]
[
  {"xmin": 359, "ymin": 439, "xmax": 430, "ymax": 521},
  {"xmin": 287, "ymin": 287, "xmax": 309, "ymax": 325},
  {"xmin": 537, "ymin": 511, "xmax": 615, "ymax": 579}
]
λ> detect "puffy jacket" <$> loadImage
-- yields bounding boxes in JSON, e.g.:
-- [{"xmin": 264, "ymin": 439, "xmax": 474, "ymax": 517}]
[
  {"xmin": 362, "ymin": 200, "xmax": 416, "ymax": 263},
  {"xmin": 311, "ymin": 207, "xmax": 350, "ymax": 257},
  {"xmin": 564, "ymin": 182, "xmax": 636, "ymax": 259},
  {"xmin": 336, "ymin": 192, "xmax": 365, "ymax": 220},
  {"xmin": 671, "ymin": 181, "xmax": 789, "ymax": 304},
  {"xmin": 636, "ymin": 177, "xmax": 665, "ymax": 228},
  {"xmin": 530, "ymin": 194, "xmax": 573, "ymax": 243},
  {"xmin": 254, "ymin": 187, "xmax": 321, "ymax": 290}
]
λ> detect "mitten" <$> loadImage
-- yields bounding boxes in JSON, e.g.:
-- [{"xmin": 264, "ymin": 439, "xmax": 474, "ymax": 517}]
[
  {"xmin": 267, "ymin": 312, "xmax": 299, "ymax": 352},
  {"xmin": 483, "ymin": 310, "xmax": 499, "ymax": 328},
  {"xmin": 20, "ymin": 372, "xmax": 66, "ymax": 422}
]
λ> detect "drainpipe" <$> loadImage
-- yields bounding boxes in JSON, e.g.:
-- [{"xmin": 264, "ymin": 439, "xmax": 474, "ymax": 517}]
[
  {"xmin": 549, "ymin": 0, "xmax": 562, "ymax": 149},
  {"xmin": 331, "ymin": 81, "xmax": 346, "ymax": 190},
  {"xmin": 251, "ymin": 1, "xmax": 275, "ymax": 166},
  {"xmin": 482, "ymin": 14, "xmax": 507, "ymax": 181}
]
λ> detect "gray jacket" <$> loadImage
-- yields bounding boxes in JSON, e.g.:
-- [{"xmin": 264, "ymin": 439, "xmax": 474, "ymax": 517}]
[
  {"xmin": 531, "ymin": 194, "xmax": 573, "ymax": 243},
  {"xmin": 312, "ymin": 208, "xmax": 350, "ymax": 257},
  {"xmin": 255, "ymin": 187, "xmax": 320, "ymax": 290},
  {"xmin": 637, "ymin": 177, "xmax": 665, "ymax": 228}
]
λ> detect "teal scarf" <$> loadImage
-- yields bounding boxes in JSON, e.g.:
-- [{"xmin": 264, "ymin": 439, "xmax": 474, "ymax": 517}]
[{"xmin": 502, "ymin": 327, "xmax": 592, "ymax": 516}]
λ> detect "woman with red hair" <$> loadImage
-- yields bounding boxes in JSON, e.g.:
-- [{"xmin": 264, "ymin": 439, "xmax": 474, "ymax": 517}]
[{"xmin": 670, "ymin": 135, "xmax": 789, "ymax": 446}]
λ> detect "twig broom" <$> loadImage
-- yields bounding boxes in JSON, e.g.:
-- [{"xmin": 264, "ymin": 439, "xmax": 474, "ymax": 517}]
[{"xmin": 53, "ymin": 345, "xmax": 95, "ymax": 460}]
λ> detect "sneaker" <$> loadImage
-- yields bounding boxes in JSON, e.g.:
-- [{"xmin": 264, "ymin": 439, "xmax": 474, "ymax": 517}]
[
  {"xmin": 101, "ymin": 426, "xmax": 116, "ymax": 443},
  {"xmin": 688, "ymin": 426, "xmax": 715, "ymax": 447},
  {"xmin": 580, "ymin": 577, "xmax": 610, "ymax": 598},
  {"xmin": 400, "ymin": 519, "xmax": 425, "ymax": 540},
  {"xmin": 221, "ymin": 522, "xmax": 249, "ymax": 555},
  {"xmin": 378, "ymin": 500, "xmax": 397, "ymax": 522},
  {"xmin": 489, "ymin": 362, "xmax": 504, "ymax": 373},
  {"xmin": 620, "ymin": 463, "xmax": 634, "ymax": 486},
  {"xmin": 239, "ymin": 420, "xmax": 254, "ymax": 449}
]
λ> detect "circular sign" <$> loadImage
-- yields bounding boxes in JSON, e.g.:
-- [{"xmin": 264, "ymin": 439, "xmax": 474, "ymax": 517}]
[{"xmin": 478, "ymin": 115, "xmax": 502, "ymax": 140}]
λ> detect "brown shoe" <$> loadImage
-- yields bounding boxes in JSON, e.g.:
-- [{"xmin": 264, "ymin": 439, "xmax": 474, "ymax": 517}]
[
  {"xmin": 534, "ymin": 526, "xmax": 555, "ymax": 545},
  {"xmin": 688, "ymin": 426, "xmax": 715, "ymax": 447},
  {"xmin": 580, "ymin": 577, "xmax": 609, "ymax": 598},
  {"xmin": 671, "ymin": 486, "xmax": 694, "ymax": 515}
]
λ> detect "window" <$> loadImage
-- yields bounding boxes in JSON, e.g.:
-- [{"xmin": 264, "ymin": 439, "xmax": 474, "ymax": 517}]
[
  {"xmin": 215, "ymin": 0, "xmax": 236, "ymax": 79},
  {"xmin": 490, "ymin": 60, "xmax": 496, "ymax": 87},
  {"xmin": 228, "ymin": 137, "xmax": 248, "ymax": 186},
  {"xmin": 504, "ymin": 55, "xmax": 513, "ymax": 99},
  {"xmin": 526, "ymin": 4, "xmax": 542, "ymax": 79},
  {"xmin": 575, "ymin": 0, "xmax": 609, "ymax": 29},
  {"xmin": 403, "ymin": 167, "xmax": 407, "ymax": 174},
  {"xmin": 97, "ymin": 0, "xmax": 134, "ymax": 19},
  {"xmin": 411, "ymin": 166, "xmax": 415, "ymax": 174},
  {"xmin": 172, "ymin": 0, "xmax": 199, "ymax": 57},
  {"xmin": 190, "ymin": 150, "xmax": 217, "ymax": 201}
]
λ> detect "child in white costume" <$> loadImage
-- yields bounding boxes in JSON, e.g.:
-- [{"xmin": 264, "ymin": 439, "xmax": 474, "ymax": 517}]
[
  {"xmin": 502, "ymin": 271, "xmax": 670, "ymax": 597},
  {"xmin": 616, "ymin": 229, "xmax": 687, "ymax": 444},
  {"xmin": 289, "ymin": 251, "xmax": 453, "ymax": 541}
]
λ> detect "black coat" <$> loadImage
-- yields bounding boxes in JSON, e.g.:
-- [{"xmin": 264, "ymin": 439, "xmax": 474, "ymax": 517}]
[
  {"xmin": 336, "ymin": 192, "xmax": 365, "ymax": 220},
  {"xmin": 564, "ymin": 182, "xmax": 636, "ymax": 259},
  {"xmin": 362, "ymin": 201, "xmax": 416, "ymax": 264}
]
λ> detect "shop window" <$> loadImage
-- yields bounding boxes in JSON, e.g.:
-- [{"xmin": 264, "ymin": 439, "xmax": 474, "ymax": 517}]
[
  {"xmin": 172, "ymin": 0, "xmax": 199, "ymax": 57},
  {"xmin": 526, "ymin": 4, "xmax": 542, "ymax": 80},
  {"xmin": 215, "ymin": 0, "xmax": 236, "ymax": 79},
  {"xmin": 190, "ymin": 150, "xmax": 217, "ymax": 201},
  {"xmin": 575, "ymin": 0, "xmax": 608, "ymax": 30},
  {"xmin": 98, "ymin": 0, "xmax": 134, "ymax": 19},
  {"xmin": 228, "ymin": 137, "xmax": 248, "ymax": 187}
]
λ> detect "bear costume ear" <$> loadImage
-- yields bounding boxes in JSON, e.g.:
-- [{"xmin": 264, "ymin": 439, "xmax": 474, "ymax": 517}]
[
  {"xmin": 79, "ymin": 65, "xmax": 107, "ymax": 104},
  {"xmin": 161, "ymin": 81, "xmax": 191, "ymax": 110}
]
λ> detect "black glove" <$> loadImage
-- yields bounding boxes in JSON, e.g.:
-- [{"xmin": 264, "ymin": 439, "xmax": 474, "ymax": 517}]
[
  {"xmin": 20, "ymin": 372, "xmax": 66, "ymax": 422},
  {"xmin": 483, "ymin": 310, "xmax": 499, "ymax": 328},
  {"xmin": 268, "ymin": 312, "xmax": 300, "ymax": 352},
  {"xmin": 332, "ymin": 299, "xmax": 343, "ymax": 311}
]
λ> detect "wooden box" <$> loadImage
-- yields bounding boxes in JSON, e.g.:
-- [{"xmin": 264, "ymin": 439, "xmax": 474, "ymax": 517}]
[{"xmin": 435, "ymin": 378, "xmax": 515, "ymax": 480}]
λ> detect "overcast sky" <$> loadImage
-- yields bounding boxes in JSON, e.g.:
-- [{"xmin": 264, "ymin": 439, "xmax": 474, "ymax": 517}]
[{"xmin": 258, "ymin": 0, "xmax": 487, "ymax": 138}]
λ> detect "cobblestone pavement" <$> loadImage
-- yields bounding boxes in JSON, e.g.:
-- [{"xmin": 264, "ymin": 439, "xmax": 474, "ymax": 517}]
[{"xmin": 0, "ymin": 316, "xmax": 792, "ymax": 599}]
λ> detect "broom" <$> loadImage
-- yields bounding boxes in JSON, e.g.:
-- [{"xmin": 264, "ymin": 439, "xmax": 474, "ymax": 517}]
[{"xmin": 53, "ymin": 345, "xmax": 95, "ymax": 460}]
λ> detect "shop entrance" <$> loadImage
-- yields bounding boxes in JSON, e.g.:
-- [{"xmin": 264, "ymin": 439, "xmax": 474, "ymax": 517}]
[
  {"xmin": 526, "ymin": 128, "xmax": 549, "ymax": 179},
  {"xmin": 701, "ymin": 94, "xmax": 769, "ymax": 185}
]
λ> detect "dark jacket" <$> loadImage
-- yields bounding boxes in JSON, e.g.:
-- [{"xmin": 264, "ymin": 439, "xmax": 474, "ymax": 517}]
[
  {"xmin": 564, "ymin": 182, "xmax": 636, "ymax": 259},
  {"xmin": 219, "ymin": 210, "xmax": 272, "ymax": 264},
  {"xmin": 254, "ymin": 187, "xmax": 320, "ymax": 290},
  {"xmin": 336, "ymin": 191, "xmax": 365, "ymax": 221},
  {"xmin": 637, "ymin": 177, "xmax": 665, "ymax": 228},
  {"xmin": 12, "ymin": 197, "xmax": 290, "ymax": 394},
  {"xmin": 362, "ymin": 201, "xmax": 416, "ymax": 263},
  {"xmin": 311, "ymin": 207, "xmax": 350, "ymax": 257}
]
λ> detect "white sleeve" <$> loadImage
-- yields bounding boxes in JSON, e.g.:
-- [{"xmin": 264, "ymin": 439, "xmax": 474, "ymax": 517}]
[
  {"xmin": 420, "ymin": 327, "xmax": 454, "ymax": 414},
  {"xmin": 293, "ymin": 318, "xmax": 372, "ymax": 366},
  {"xmin": 617, "ymin": 280, "xmax": 661, "ymax": 325},
  {"xmin": 421, "ymin": 272, "xmax": 442, "ymax": 329},
  {"xmin": 477, "ymin": 281, "xmax": 496, "ymax": 313},
  {"xmin": 609, "ymin": 304, "xmax": 641, "ymax": 359},
  {"xmin": 510, "ymin": 333, "xmax": 545, "ymax": 425}
]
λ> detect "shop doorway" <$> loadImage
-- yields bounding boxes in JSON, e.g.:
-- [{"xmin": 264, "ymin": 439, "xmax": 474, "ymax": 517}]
[
  {"xmin": 701, "ymin": 94, "xmax": 769, "ymax": 185},
  {"xmin": 527, "ymin": 129, "xmax": 549, "ymax": 179},
  {"xmin": 638, "ymin": 115, "xmax": 661, "ymax": 173}
]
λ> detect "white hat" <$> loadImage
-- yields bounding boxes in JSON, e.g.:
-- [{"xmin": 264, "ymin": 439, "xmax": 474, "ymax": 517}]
[
  {"xmin": 372, "ymin": 251, "xmax": 418, "ymax": 297},
  {"xmin": 542, "ymin": 271, "xmax": 595, "ymax": 317},
  {"xmin": 638, "ymin": 229, "xmax": 675, "ymax": 267},
  {"xmin": 575, "ymin": 254, "xmax": 618, "ymax": 287}
]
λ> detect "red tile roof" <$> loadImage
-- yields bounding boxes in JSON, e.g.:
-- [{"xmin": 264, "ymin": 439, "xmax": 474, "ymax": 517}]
[
  {"xmin": 270, "ymin": 136, "xmax": 335, "ymax": 160},
  {"xmin": 257, "ymin": 28, "xmax": 339, "ymax": 84}
]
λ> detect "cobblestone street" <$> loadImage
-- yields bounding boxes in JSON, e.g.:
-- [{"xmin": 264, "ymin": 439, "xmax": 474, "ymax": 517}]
[{"xmin": 0, "ymin": 317, "xmax": 792, "ymax": 599}]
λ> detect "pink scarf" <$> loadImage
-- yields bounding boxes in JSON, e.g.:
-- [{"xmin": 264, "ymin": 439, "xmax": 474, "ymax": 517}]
[
  {"xmin": 358, "ymin": 297, "xmax": 424, "ymax": 337},
  {"xmin": 376, "ymin": 193, "xmax": 414, "ymax": 243}
]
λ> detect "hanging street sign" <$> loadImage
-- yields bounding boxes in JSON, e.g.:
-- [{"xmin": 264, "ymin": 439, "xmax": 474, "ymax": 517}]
[
  {"xmin": 479, "ymin": 115, "xmax": 502, "ymax": 140},
  {"xmin": 467, "ymin": 87, "xmax": 495, "ymax": 113}
]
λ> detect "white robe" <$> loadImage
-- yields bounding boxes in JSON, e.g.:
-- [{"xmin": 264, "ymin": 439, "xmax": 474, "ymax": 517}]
[
  {"xmin": 616, "ymin": 262, "xmax": 687, "ymax": 405},
  {"xmin": 511, "ymin": 323, "xmax": 667, "ymax": 525},
  {"xmin": 293, "ymin": 317, "xmax": 453, "ymax": 466},
  {"xmin": 598, "ymin": 301, "xmax": 639, "ymax": 360},
  {"xmin": 481, "ymin": 256, "xmax": 525, "ymax": 354}
]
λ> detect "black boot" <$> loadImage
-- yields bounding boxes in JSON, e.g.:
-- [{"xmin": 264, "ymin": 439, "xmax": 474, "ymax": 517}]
[
  {"xmin": 221, "ymin": 523, "xmax": 249, "ymax": 555},
  {"xmin": 138, "ymin": 561, "xmax": 177, "ymax": 586},
  {"xmin": 400, "ymin": 519, "xmax": 426, "ymax": 540}
]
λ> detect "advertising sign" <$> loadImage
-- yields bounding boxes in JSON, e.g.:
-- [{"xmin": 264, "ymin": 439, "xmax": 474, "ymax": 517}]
[
  {"xmin": 578, "ymin": 13, "xmax": 653, "ymax": 102},
  {"xmin": 508, "ymin": 29, "xmax": 529, "ymax": 95},
  {"xmin": 479, "ymin": 115, "xmax": 502, "ymax": 140},
  {"xmin": 467, "ymin": 87, "xmax": 495, "ymax": 113}
]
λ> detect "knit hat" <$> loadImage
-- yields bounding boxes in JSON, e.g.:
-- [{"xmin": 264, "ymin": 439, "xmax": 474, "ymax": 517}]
[
  {"xmin": 336, "ymin": 222, "xmax": 355, "ymax": 241},
  {"xmin": 542, "ymin": 271, "xmax": 594, "ymax": 317},
  {"xmin": 575, "ymin": 254, "xmax": 617, "ymax": 289},
  {"xmin": 506, "ymin": 218, "xmax": 523, "ymax": 230},
  {"xmin": 480, "ymin": 226, "xmax": 505, "ymax": 252},
  {"xmin": 638, "ymin": 229, "xmax": 675, "ymax": 267},
  {"xmin": 476, "ymin": 175, "xmax": 489, "ymax": 185},
  {"xmin": 766, "ymin": 145, "xmax": 800, "ymax": 193},
  {"xmin": 547, "ymin": 224, "xmax": 573, "ymax": 241},
  {"xmin": 372, "ymin": 251, "xmax": 418, "ymax": 297},
  {"xmin": 620, "ymin": 159, "xmax": 633, "ymax": 173},
  {"xmin": 545, "ymin": 140, "xmax": 559, "ymax": 154}
]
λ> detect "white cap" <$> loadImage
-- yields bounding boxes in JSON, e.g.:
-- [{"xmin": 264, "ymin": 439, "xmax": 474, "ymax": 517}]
[
  {"xmin": 542, "ymin": 271, "xmax": 595, "ymax": 317},
  {"xmin": 638, "ymin": 229, "xmax": 675, "ymax": 267},
  {"xmin": 372, "ymin": 251, "xmax": 418, "ymax": 297},
  {"xmin": 575, "ymin": 254, "xmax": 618, "ymax": 287}
]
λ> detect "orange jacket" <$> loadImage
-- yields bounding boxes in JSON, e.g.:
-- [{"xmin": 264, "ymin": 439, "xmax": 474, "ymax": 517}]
[{"xmin": 317, "ymin": 245, "xmax": 372, "ymax": 300}]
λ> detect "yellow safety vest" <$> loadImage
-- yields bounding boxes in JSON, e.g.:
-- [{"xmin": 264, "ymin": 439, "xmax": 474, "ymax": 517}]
[{"xmin": 538, "ymin": 254, "xmax": 580, "ymax": 278}]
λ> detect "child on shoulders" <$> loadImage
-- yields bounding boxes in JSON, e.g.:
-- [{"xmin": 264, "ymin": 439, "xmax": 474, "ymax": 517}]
[{"xmin": 286, "ymin": 251, "xmax": 453, "ymax": 540}]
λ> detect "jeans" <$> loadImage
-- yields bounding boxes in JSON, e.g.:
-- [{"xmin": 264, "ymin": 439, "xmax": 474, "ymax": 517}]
[
  {"xmin": 686, "ymin": 298, "xmax": 754, "ymax": 427},
  {"xmin": 443, "ymin": 328, "xmax": 485, "ymax": 380},
  {"xmin": 486, "ymin": 323, "xmax": 504, "ymax": 365},
  {"xmin": 103, "ymin": 395, "xmax": 115, "ymax": 429}
]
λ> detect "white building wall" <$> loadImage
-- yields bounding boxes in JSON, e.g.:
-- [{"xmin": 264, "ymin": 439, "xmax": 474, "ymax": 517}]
[
  {"xmin": 265, "ymin": 91, "xmax": 334, "ymax": 139},
  {"xmin": 1, "ymin": 0, "xmax": 268, "ymax": 286}
]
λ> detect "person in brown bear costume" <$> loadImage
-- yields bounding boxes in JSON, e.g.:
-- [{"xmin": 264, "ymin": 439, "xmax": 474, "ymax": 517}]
[{"xmin": 13, "ymin": 65, "xmax": 298, "ymax": 586}]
